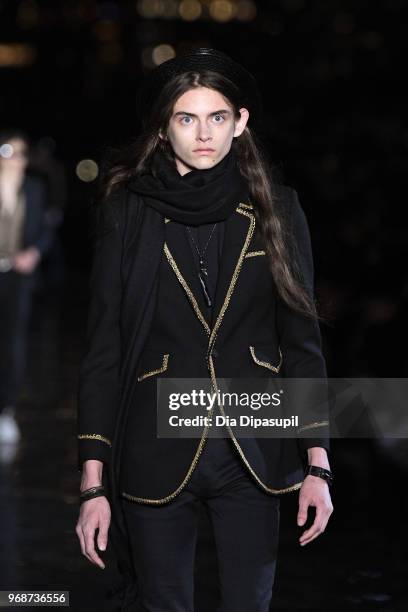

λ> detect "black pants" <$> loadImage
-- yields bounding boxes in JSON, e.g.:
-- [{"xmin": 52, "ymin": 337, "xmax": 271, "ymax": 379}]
[
  {"xmin": 0, "ymin": 270, "xmax": 35, "ymax": 412},
  {"xmin": 121, "ymin": 436, "xmax": 280, "ymax": 612}
]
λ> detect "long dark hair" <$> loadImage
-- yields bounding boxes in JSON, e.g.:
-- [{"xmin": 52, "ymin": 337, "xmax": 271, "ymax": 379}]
[{"xmin": 98, "ymin": 70, "xmax": 326, "ymax": 323}]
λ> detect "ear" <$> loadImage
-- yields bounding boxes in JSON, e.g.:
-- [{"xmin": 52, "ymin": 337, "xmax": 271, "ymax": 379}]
[
  {"xmin": 158, "ymin": 131, "xmax": 167, "ymax": 141},
  {"xmin": 233, "ymin": 108, "xmax": 250, "ymax": 138}
]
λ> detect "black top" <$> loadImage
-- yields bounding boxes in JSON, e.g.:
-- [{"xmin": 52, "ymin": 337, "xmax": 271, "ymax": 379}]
[{"xmin": 184, "ymin": 220, "xmax": 225, "ymax": 326}]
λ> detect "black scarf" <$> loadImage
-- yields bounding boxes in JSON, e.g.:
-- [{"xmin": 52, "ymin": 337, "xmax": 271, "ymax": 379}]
[{"xmin": 126, "ymin": 143, "xmax": 249, "ymax": 226}]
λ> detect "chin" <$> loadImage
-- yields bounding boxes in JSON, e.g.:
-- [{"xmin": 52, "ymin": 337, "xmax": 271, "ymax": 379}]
[
  {"xmin": 176, "ymin": 153, "xmax": 218, "ymax": 174},
  {"xmin": 192, "ymin": 155, "xmax": 218, "ymax": 167}
]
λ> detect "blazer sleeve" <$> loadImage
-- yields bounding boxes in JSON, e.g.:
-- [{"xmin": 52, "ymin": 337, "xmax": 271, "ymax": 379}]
[
  {"xmin": 76, "ymin": 189, "xmax": 124, "ymax": 471},
  {"xmin": 275, "ymin": 187, "xmax": 330, "ymax": 458}
]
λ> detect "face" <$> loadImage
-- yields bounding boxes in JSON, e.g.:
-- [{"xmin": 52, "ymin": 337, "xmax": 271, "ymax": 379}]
[
  {"xmin": 0, "ymin": 137, "xmax": 29, "ymax": 174},
  {"xmin": 160, "ymin": 86, "xmax": 249, "ymax": 176}
]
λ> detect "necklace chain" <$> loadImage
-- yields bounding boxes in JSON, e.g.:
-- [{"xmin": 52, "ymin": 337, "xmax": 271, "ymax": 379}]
[
  {"xmin": 185, "ymin": 223, "xmax": 217, "ymax": 266},
  {"xmin": 185, "ymin": 223, "xmax": 217, "ymax": 308}
]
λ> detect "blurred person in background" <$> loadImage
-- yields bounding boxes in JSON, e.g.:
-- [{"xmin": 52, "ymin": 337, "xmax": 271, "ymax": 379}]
[
  {"xmin": 0, "ymin": 129, "xmax": 54, "ymax": 444},
  {"xmin": 30, "ymin": 135, "xmax": 67, "ymax": 291}
]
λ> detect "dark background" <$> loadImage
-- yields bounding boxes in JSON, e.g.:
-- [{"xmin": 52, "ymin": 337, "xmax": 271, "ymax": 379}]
[{"xmin": 0, "ymin": 1, "xmax": 407, "ymax": 610}]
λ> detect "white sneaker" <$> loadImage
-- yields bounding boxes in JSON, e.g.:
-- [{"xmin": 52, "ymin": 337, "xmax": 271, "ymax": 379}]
[{"xmin": 0, "ymin": 406, "xmax": 21, "ymax": 443}]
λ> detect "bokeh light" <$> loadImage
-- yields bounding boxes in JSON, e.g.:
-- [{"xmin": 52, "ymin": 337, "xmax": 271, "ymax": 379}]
[
  {"xmin": 0, "ymin": 144, "xmax": 14, "ymax": 159},
  {"xmin": 209, "ymin": 0, "xmax": 236, "ymax": 22},
  {"xmin": 0, "ymin": 43, "xmax": 36, "ymax": 67},
  {"xmin": 179, "ymin": 0, "xmax": 202, "ymax": 21},
  {"xmin": 75, "ymin": 159, "xmax": 99, "ymax": 182},
  {"xmin": 152, "ymin": 44, "xmax": 176, "ymax": 66}
]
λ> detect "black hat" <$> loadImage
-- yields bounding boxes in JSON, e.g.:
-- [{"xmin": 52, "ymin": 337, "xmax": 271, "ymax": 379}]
[{"xmin": 136, "ymin": 47, "xmax": 263, "ymax": 130}]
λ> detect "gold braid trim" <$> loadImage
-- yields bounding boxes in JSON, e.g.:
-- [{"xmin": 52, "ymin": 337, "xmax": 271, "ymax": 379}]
[
  {"xmin": 78, "ymin": 434, "xmax": 112, "ymax": 447},
  {"xmin": 297, "ymin": 420, "xmax": 330, "ymax": 433},
  {"xmin": 137, "ymin": 354, "xmax": 169, "ymax": 382}
]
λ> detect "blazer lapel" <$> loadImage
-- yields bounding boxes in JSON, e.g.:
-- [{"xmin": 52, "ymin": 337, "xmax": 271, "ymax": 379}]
[{"xmin": 208, "ymin": 203, "xmax": 255, "ymax": 352}]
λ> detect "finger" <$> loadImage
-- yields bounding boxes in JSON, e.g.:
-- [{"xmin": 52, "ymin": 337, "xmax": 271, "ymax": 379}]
[
  {"xmin": 297, "ymin": 498, "xmax": 309, "ymax": 526},
  {"xmin": 299, "ymin": 506, "xmax": 323, "ymax": 543},
  {"xmin": 299, "ymin": 525, "xmax": 321, "ymax": 545},
  {"xmin": 79, "ymin": 527, "xmax": 96, "ymax": 565},
  {"xmin": 97, "ymin": 519, "xmax": 110, "ymax": 552},
  {"xmin": 75, "ymin": 524, "xmax": 86, "ymax": 556},
  {"xmin": 318, "ymin": 506, "xmax": 332, "ymax": 533},
  {"xmin": 299, "ymin": 507, "xmax": 331, "ymax": 546},
  {"xmin": 299, "ymin": 504, "xmax": 327, "ymax": 544},
  {"xmin": 300, "ymin": 530, "xmax": 322, "ymax": 546},
  {"xmin": 80, "ymin": 526, "xmax": 97, "ymax": 564},
  {"xmin": 84, "ymin": 528, "xmax": 105, "ymax": 568}
]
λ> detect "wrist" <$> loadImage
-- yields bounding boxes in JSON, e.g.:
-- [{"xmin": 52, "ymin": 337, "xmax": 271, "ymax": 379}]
[
  {"xmin": 306, "ymin": 447, "xmax": 330, "ymax": 470},
  {"xmin": 80, "ymin": 478, "xmax": 102, "ymax": 492},
  {"xmin": 305, "ymin": 465, "xmax": 333, "ymax": 487},
  {"xmin": 81, "ymin": 459, "xmax": 103, "ymax": 490},
  {"xmin": 79, "ymin": 485, "xmax": 106, "ymax": 504}
]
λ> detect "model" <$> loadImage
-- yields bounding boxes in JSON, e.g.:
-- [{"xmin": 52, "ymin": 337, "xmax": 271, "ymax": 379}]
[{"xmin": 76, "ymin": 48, "xmax": 333, "ymax": 612}]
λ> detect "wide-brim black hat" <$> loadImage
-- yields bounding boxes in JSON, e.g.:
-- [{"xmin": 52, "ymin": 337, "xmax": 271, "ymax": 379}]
[{"xmin": 136, "ymin": 47, "xmax": 263, "ymax": 131}]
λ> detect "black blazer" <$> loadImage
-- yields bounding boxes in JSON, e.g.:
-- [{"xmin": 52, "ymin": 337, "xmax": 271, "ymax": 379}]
[{"xmin": 77, "ymin": 185, "xmax": 330, "ymax": 498}]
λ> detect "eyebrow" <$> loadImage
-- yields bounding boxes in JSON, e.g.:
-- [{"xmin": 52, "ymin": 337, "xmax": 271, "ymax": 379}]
[{"xmin": 173, "ymin": 109, "xmax": 232, "ymax": 118}]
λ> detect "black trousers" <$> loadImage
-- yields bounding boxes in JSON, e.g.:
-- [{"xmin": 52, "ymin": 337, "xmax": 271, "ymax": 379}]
[
  {"xmin": 0, "ymin": 270, "xmax": 35, "ymax": 412},
  {"xmin": 121, "ymin": 435, "xmax": 280, "ymax": 612}
]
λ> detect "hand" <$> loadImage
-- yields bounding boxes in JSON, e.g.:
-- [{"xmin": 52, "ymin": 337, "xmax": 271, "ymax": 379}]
[
  {"xmin": 12, "ymin": 247, "xmax": 41, "ymax": 274},
  {"xmin": 76, "ymin": 496, "xmax": 111, "ymax": 569},
  {"xmin": 297, "ymin": 475, "xmax": 333, "ymax": 546}
]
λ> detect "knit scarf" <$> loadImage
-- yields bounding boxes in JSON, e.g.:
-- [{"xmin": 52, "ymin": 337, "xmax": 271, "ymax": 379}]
[{"xmin": 126, "ymin": 142, "xmax": 249, "ymax": 226}]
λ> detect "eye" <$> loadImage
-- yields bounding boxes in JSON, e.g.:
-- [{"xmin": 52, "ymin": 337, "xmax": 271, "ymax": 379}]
[
  {"xmin": 213, "ymin": 114, "xmax": 225, "ymax": 123},
  {"xmin": 180, "ymin": 116, "xmax": 192, "ymax": 125}
]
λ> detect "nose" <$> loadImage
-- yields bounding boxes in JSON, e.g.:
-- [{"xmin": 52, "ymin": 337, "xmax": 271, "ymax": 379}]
[{"xmin": 196, "ymin": 120, "xmax": 212, "ymax": 142}]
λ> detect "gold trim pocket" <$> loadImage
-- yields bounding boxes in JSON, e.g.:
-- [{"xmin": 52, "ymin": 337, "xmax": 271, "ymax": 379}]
[
  {"xmin": 249, "ymin": 344, "xmax": 283, "ymax": 374},
  {"xmin": 245, "ymin": 250, "xmax": 266, "ymax": 258},
  {"xmin": 137, "ymin": 351, "xmax": 170, "ymax": 382}
]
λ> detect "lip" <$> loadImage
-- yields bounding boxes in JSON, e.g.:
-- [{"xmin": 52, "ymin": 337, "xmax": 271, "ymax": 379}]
[{"xmin": 194, "ymin": 149, "xmax": 215, "ymax": 153}]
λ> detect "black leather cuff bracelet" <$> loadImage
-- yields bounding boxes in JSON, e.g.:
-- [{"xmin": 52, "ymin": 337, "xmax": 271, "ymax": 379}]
[
  {"xmin": 304, "ymin": 465, "xmax": 333, "ymax": 487},
  {"xmin": 79, "ymin": 485, "xmax": 106, "ymax": 504}
]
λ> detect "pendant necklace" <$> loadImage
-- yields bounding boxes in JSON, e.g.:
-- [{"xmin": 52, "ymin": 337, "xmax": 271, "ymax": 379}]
[{"xmin": 185, "ymin": 223, "xmax": 217, "ymax": 308}]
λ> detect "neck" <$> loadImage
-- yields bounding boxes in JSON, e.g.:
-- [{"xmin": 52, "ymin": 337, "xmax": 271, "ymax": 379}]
[{"xmin": 174, "ymin": 156, "xmax": 193, "ymax": 176}]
